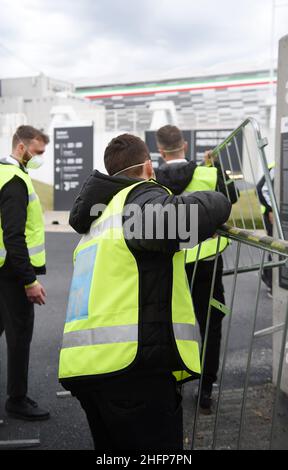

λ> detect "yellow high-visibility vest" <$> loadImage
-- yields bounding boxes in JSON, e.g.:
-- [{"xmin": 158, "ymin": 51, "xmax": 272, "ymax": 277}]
[
  {"xmin": 0, "ymin": 163, "xmax": 45, "ymax": 269},
  {"xmin": 185, "ymin": 166, "xmax": 229, "ymax": 263},
  {"xmin": 59, "ymin": 180, "xmax": 201, "ymax": 383}
]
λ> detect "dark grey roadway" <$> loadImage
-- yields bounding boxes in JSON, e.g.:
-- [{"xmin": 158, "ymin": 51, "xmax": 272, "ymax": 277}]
[{"xmin": 0, "ymin": 233, "xmax": 286, "ymax": 450}]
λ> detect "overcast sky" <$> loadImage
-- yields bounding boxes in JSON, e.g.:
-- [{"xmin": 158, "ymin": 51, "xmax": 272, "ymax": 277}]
[{"xmin": 0, "ymin": 0, "xmax": 288, "ymax": 86}]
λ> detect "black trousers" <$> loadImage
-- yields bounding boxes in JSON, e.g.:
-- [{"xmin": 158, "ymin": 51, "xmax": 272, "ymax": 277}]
[
  {"xmin": 70, "ymin": 371, "xmax": 183, "ymax": 451},
  {"xmin": 0, "ymin": 278, "xmax": 34, "ymax": 398},
  {"xmin": 186, "ymin": 256, "xmax": 225, "ymax": 394}
]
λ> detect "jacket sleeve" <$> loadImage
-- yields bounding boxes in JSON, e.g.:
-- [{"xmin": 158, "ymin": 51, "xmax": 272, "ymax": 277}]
[
  {"xmin": 215, "ymin": 162, "xmax": 239, "ymax": 204},
  {"xmin": 69, "ymin": 171, "xmax": 138, "ymax": 234},
  {"xmin": 69, "ymin": 175, "xmax": 98, "ymax": 234},
  {"xmin": 0, "ymin": 176, "xmax": 36, "ymax": 285},
  {"xmin": 125, "ymin": 182, "xmax": 231, "ymax": 253}
]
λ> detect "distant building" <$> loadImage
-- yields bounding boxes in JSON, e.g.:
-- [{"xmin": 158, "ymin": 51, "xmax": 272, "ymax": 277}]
[
  {"xmin": 75, "ymin": 69, "xmax": 277, "ymax": 134},
  {"xmin": 0, "ymin": 74, "xmax": 103, "ymax": 133}
]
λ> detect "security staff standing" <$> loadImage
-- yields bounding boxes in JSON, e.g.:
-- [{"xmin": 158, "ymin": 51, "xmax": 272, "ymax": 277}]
[
  {"xmin": 59, "ymin": 133, "xmax": 231, "ymax": 450},
  {"xmin": 155, "ymin": 125, "xmax": 238, "ymax": 414},
  {"xmin": 256, "ymin": 161, "xmax": 275, "ymax": 297},
  {"xmin": 0, "ymin": 125, "xmax": 49, "ymax": 420}
]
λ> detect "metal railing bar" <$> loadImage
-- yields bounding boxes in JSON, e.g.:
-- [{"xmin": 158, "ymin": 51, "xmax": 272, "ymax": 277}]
[
  {"xmin": 210, "ymin": 119, "xmax": 251, "ymax": 157},
  {"xmin": 242, "ymin": 129, "xmax": 266, "ymax": 233},
  {"xmin": 225, "ymin": 143, "xmax": 247, "ymax": 231},
  {"xmin": 249, "ymin": 117, "xmax": 284, "ymax": 240},
  {"xmin": 254, "ymin": 323, "xmax": 285, "ymax": 339},
  {"xmin": 212, "ymin": 242, "xmax": 241, "ymax": 449},
  {"xmin": 215, "ymin": 148, "xmax": 237, "ymax": 227},
  {"xmin": 0, "ymin": 439, "xmax": 41, "ymax": 449},
  {"xmin": 233, "ymin": 135, "xmax": 257, "ymax": 231},
  {"xmin": 269, "ymin": 303, "xmax": 288, "ymax": 449},
  {"xmin": 223, "ymin": 258, "xmax": 287, "ymax": 276},
  {"xmin": 237, "ymin": 251, "xmax": 265, "ymax": 449},
  {"xmin": 217, "ymin": 225, "xmax": 288, "ymax": 257},
  {"xmin": 191, "ymin": 237, "xmax": 221, "ymax": 450}
]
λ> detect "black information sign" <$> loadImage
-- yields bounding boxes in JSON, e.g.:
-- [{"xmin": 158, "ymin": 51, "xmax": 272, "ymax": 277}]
[
  {"xmin": 194, "ymin": 129, "xmax": 243, "ymax": 171},
  {"xmin": 279, "ymin": 120, "xmax": 288, "ymax": 289},
  {"xmin": 54, "ymin": 126, "xmax": 94, "ymax": 210},
  {"xmin": 145, "ymin": 130, "xmax": 193, "ymax": 168}
]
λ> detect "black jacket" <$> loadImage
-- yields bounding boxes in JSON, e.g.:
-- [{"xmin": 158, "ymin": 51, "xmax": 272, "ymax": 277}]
[
  {"xmin": 63, "ymin": 171, "xmax": 231, "ymax": 387},
  {"xmin": 256, "ymin": 169, "xmax": 274, "ymax": 215},
  {"xmin": 69, "ymin": 170, "xmax": 231, "ymax": 243},
  {"xmin": 155, "ymin": 160, "xmax": 239, "ymax": 203},
  {"xmin": 0, "ymin": 162, "xmax": 46, "ymax": 285}
]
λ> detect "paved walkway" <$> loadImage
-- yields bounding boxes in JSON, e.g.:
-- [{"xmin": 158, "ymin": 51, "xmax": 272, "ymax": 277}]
[{"xmin": 0, "ymin": 232, "xmax": 287, "ymax": 450}]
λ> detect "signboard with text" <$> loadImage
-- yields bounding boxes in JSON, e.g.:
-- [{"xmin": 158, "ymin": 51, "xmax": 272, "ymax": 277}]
[
  {"xmin": 54, "ymin": 125, "xmax": 94, "ymax": 210},
  {"xmin": 194, "ymin": 129, "xmax": 243, "ymax": 171},
  {"xmin": 145, "ymin": 129, "xmax": 242, "ymax": 171}
]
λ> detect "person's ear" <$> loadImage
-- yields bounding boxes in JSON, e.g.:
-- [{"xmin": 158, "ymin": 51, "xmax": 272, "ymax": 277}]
[
  {"xmin": 17, "ymin": 142, "xmax": 25, "ymax": 153},
  {"xmin": 144, "ymin": 159, "xmax": 154, "ymax": 179},
  {"xmin": 184, "ymin": 141, "xmax": 188, "ymax": 154},
  {"xmin": 158, "ymin": 147, "xmax": 166, "ymax": 160}
]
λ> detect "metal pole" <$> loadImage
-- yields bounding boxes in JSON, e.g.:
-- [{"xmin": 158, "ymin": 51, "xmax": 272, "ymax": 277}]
[
  {"xmin": 212, "ymin": 242, "xmax": 241, "ymax": 449},
  {"xmin": 249, "ymin": 117, "xmax": 284, "ymax": 239},
  {"xmin": 191, "ymin": 237, "xmax": 221, "ymax": 450},
  {"xmin": 237, "ymin": 251, "xmax": 265, "ymax": 449},
  {"xmin": 223, "ymin": 258, "xmax": 287, "ymax": 276},
  {"xmin": 0, "ymin": 439, "xmax": 41, "ymax": 449},
  {"xmin": 269, "ymin": 298, "xmax": 288, "ymax": 449},
  {"xmin": 217, "ymin": 224, "xmax": 288, "ymax": 257}
]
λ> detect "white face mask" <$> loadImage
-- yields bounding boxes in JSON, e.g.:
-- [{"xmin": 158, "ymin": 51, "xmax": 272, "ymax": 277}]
[
  {"xmin": 26, "ymin": 154, "xmax": 44, "ymax": 169},
  {"xmin": 113, "ymin": 161, "xmax": 155, "ymax": 179},
  {"xmin": 15, "ymin": 133, "xmax": 45, "ymax": 170},
  {"xmin": 113, "ymin": 162, "xmax": 146, "ymax": 176}
]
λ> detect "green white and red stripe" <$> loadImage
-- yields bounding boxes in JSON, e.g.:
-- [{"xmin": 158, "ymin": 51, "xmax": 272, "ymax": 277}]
[{"xmin": 76, "ymin": 72, "xmax": 277, "ymax": 100}]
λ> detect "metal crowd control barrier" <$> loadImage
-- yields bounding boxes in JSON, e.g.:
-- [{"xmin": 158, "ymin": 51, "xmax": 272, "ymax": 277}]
[
  {"xmin": 208, "ymin": 117, "xmax": 284, "ymax": 276},
  {"xmin": 188, "ymin": 118, "xmax": 288, "ymax": 449},
  {"xmin": 190, "ymin": 225, "xmax": 288, "ymax": 450}
]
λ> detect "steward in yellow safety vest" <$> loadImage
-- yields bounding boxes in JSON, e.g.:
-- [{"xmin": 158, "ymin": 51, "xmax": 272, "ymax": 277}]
[
  {"xmin": 0, "ymin": 125, "xmax": 49, "ymax": 422},
  {"xmin": 59, "ymin": 133, "xmax": 231, "ymax": 451},
  {"xmin": 0, "ymin": 164, "xmax": 45, "ymax": 271},
  {"xmin": 155, "ymin": 125, "xmax": 238, "ymax": 414},
  {"xmin": 256, "ymin": 161, "xmax": 275, "ymax": 293}
]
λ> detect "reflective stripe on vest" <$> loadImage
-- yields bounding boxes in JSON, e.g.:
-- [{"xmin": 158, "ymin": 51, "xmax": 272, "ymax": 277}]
[
  {"xmin": 59, "ymin": 180, "xmax": 200, "ymax": 381},
  {"xmin": 184, "ymin": 166, "xmax": 229, "ymax": 263},
  {"xmin": 0, "ymin": 243, "xmax": 45, "ymax": 259},
  {"xmin": 61, "ymin": 322, "xmax": 196, "ymax": 349},
  {"xmin": 0, "ymin": 164, "xmax": 45, "ymax": 268}
]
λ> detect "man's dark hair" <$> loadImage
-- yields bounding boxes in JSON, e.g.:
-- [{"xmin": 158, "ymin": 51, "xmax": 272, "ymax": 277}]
[
  {"xmin": 12, "ymin": 125, "xmax": 50, "ymax": 149},
  {"xmin": 156, "ymin": 125, "xmax": 184, "ymax": 152},
  {"xmin": 104, "ymin": 133, "xmax": 150, "ymax": 177}
]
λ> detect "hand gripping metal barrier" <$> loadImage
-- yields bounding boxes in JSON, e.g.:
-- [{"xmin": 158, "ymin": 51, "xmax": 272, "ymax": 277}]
[
  {"xmin": 189, "ymin": 226, "xmax": 288, "ymax": 450},
  {"xmin": 209, "ymin": 117, "xmax": 284, "ymax": 276}
]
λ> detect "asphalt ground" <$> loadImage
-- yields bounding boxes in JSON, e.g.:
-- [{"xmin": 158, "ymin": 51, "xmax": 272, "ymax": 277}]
[{"xmin": 0, "ymin": 232, "xmax": 287, "ymax": 451}]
